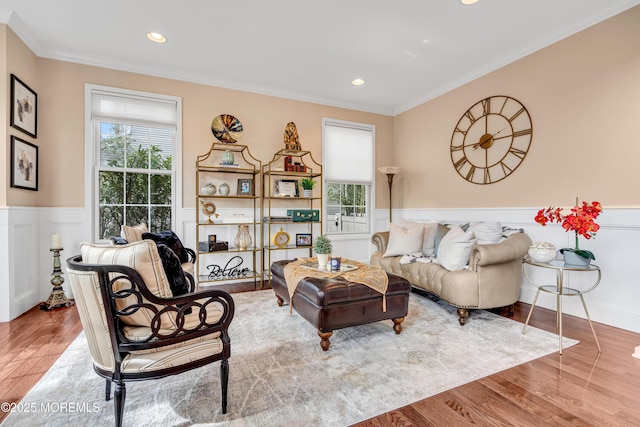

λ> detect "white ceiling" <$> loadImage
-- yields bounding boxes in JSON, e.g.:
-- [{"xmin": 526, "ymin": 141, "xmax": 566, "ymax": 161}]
[{"xmin": 1, "ymin": 0, "xmax": 639, "ymax": 116}]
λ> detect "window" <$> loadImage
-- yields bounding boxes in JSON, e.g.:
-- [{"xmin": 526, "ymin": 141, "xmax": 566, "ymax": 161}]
[
  {"xmin": 322, "ymin": 119, "xmax": 374, "ymax": 234},
  {"xmin": 87, "ymin": 86, "xmax": 180, "ymax": 241}
]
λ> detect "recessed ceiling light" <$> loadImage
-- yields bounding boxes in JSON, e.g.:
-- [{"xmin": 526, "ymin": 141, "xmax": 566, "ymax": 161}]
[
  {"xmin": 146, "ymin": 32, "xmax": 167, "ymax": 43},
  {"xmin": 461, "ymin": 0, "xmax": 479, "ymax": 5},
  {"xmin": 352, "ymin": 78, "xmax": 365, "ymax": 86}
]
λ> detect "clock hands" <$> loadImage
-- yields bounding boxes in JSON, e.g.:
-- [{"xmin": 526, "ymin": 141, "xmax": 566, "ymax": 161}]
[{"xmin": 471, "ymin": 127, "xmax": 509, "ymax": 150}]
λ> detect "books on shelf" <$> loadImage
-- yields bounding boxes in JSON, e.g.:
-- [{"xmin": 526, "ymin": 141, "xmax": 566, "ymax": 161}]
[{"xmin": 263, "ymin": 216, "xmax": 293, "ymax": 223}]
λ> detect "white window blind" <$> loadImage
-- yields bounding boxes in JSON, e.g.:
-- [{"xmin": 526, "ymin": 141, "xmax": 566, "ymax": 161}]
[
  {"xmin": 323, "ymin": 121, "xmax": 374, "ymax": 184},
  {"xmin": 91, "ymin": 91, "xmax": 177, "ymax": 128}
]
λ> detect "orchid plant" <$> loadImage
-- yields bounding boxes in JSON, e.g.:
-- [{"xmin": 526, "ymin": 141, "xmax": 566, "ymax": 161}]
[{"xmin": 534, "ymin": 198, "xmax": 603, "ymax": 260}]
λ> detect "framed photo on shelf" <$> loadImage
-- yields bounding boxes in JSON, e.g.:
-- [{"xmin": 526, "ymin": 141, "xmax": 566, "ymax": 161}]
[
  {"xmin": 296, "ymin": 233, "xmax": 312, "ymax": 247},
  {"xmin": 10, "ymin": 74, "xmax": 37, "ymax": 138},
  {"xmin": 274, "ymin": 179, "xmax": 298, "ymax": 197},
  {"xmin": 237, "ymin": 178, "xmax": 254, "ymax": 195},
  {"xmin": 10, "ymin": 136, "xmax": 38, "ymax": 191}
]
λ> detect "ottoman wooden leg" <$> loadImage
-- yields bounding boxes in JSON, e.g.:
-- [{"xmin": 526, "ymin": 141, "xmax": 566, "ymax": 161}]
[
  {"xmin": 275, "ymin": 294, "xmax": 284, "ymax": 306},
  {"xmin": 318, "ymin": 331, "xmax": 333, "ymax": 351},
  {"xmin": 392, "ymin": 317, "xmax": 404, "ymax": 334}
]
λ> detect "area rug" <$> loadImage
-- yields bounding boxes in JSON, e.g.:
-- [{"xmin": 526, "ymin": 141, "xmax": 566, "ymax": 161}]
[{"xmin": 2, "ymin": 290, "xmax": 576, "ymax": 427}]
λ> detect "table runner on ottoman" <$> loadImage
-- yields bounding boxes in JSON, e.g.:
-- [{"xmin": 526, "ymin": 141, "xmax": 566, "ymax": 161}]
[{"xmin": 283, "ymin": 257, "xmax": 389, "ymax": 313}]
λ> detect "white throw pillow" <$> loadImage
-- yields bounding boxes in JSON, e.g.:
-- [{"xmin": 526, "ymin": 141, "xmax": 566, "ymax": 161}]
[
  {"xmin": 398, "ymin": 220, "xmax": 438, "ymax": 257},
  {"xmin": 383, "ymin": 223, "xmax": 424, "ymax": 257},
  {"xmin": 467, "ymin": 221, "xmax": 502, "ymax": 245},
  {"xmin": 436, "ymin": 225, "xmax": 477, "ymax": 271}
]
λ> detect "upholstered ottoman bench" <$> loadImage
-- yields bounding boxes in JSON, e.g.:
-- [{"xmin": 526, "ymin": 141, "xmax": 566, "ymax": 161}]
[{"xmin": 270, "ymin": 259, "xmax": 411, "ymax": 351}]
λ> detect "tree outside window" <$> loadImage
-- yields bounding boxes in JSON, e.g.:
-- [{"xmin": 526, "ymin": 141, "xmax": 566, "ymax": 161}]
[{"xmin": 98, "ymin": 123, "xmax": 173, "ymax": 239}]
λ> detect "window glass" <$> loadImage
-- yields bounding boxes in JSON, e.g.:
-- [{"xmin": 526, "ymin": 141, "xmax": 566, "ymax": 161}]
[
  {"xmin": 322, "ymin": 119, "xmax": 374, "ymax": 235},
  {"xmin": 90, "ymin": 88, "xmax": 178, "ymax": 241}
]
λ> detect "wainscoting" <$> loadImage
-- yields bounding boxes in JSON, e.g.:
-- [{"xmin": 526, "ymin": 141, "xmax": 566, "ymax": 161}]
[
  {"xmin": 382, "ymin": 207, "xmax": 640, "ymax": 334},
  {"xmin": 2, "ymin": 206, "xmax": 638, "ymax": 334}
]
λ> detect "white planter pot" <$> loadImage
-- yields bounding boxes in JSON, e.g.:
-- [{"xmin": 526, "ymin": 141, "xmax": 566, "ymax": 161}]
[
  {"xmin": 317, "ymin": 253, "xmax": 330, "ymax": 269},
  {"xmin": 303, "ymin": 189, "xmax": 313, "ymax": 198}
]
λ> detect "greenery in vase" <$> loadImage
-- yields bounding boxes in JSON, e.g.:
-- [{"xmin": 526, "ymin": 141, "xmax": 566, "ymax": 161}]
[
  {"xmin": 313, "ymin": 234, "xmax": 332, "ymax": 254},
  {"xmin": 300, "ymin": 177, "xmax": 316, "ymax": 190},
  {"xmin": 535, "ymin": 198, "xmax": 603, "ymax": 260}
]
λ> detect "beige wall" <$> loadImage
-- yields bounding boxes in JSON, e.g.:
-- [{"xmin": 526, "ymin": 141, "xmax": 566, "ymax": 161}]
[
  {"xmin": 4, "ymin": 26, "xmax": 38, "ymax": 207},
  {"xmin": 394, "ymin": 5, "xmax": 640, "ymax": 209},
  {"xmin": 0, "ymin": 25, "xmax": 6, "ymax": 207},
  {"xmin": 31, "ymin": 58, "xmax": 393, "ymax": 208},
  {"xmin": 4, "ymin": 5, "xmax": 640, "ymax": 211}
]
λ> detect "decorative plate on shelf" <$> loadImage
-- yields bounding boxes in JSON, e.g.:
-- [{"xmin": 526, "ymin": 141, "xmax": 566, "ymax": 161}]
[{"xmin": 211, "ymin": 114, "xmax": 243, "ymax": 143}]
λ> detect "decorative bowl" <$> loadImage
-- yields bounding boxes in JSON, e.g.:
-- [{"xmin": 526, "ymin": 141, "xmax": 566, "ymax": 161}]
[{"xmin": 528, "ymin": 247, "xmax": 556, "ymax": 263}]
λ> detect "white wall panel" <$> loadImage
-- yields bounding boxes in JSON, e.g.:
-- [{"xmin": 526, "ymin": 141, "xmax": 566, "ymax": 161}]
[{"xmin": 3, "ymin": 206, "xmax": 637, "ymax": 335}]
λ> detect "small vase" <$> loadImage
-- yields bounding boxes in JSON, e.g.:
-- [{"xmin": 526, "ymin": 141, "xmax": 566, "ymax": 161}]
[
  {"xmin": 563, "ymin": 250, "xmax": 591, "ymax": 266},
  {"xmin": 201, "ymin": 183, "xmax": 216, "ymax": 195},
  {"xmin": 317, "ymin": 253, "xmax": 330, "ymax": 269},
  {"xmin": 303, "ymin": 189, "xmax": 313, "ymax": 198},
  {"xmin": 218, "ymin": 182, "xmax": 230, "ymax": 196},
  {"xmin": 234, "ymin": 225, "xmax": 252, "ymax": 250},
  {"xmin": 221, "ymin": 150, "xmax": 235, "ymax": 165}
]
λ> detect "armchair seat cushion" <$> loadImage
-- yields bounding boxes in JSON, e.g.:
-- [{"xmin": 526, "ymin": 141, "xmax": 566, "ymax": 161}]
[{"xmin": 122, "ymin": 336, "xmax": 223, "ymax": 373}]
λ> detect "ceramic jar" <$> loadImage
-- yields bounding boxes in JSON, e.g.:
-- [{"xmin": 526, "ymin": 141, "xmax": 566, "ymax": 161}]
[
  {"xmin": 218, "ymin": 182, "xmax": 230, "ymax": 196},
  {"xmin": 201, "ymin": 183, "xmax": 216, "ymax": 195},
  {"xmin": 234, "ymin": 225, "xmax": 252, "ymax": 250},
  {"xmin": 221, "ymin": 150, "xmax": 235, "ymax": 165}
]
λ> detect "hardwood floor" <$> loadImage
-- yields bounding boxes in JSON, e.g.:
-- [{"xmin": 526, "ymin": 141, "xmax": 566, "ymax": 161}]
[
  {"xmin": 1, "ymin": 297, "xmax": 639, "ymax": 426},
  {"xmin": 0, "ymin": 304, "xmax": 82, "ymax": 424},
  {"xmin": 355, "ymin": 303, "xmax": 640, "ymax": 426}
]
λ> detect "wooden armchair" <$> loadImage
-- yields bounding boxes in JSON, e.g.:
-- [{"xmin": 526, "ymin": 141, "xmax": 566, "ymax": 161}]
[{"xmin": 66, "ymin": 240, "xmax": 234, "ymax": 427}]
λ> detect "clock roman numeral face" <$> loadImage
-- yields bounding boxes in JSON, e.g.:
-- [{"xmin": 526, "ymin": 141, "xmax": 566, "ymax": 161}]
[{"xmin": 450, "ymin": 95, "xmax": 532, "ymax": 185}]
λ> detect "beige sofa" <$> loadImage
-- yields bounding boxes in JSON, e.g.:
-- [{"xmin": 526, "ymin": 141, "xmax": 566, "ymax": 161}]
[{"xmin": 370, "ymin": 224, "xmax": 531, "ymax": 325}]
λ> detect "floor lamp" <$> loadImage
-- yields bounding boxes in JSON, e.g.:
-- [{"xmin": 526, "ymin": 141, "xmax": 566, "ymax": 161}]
[{"xmin": 377, "ymin": 166, "xmax": 401, "ymax": 223}]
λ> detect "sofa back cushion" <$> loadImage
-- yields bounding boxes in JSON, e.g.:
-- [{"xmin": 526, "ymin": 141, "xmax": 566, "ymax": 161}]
[
  {"xmin": 383, "ymin": 223, "xmax": 424, "ymax": 257},
  {"xmin": 468, "ymin": 221, "xmax": 503, "ymax": 245},
  {"xmin": 399, "ymin": 220, "xmax": 439, "ymax": 257},
  {"xmin": 436, "ymin": 225, "xmax": 477, "ymax": 271}
]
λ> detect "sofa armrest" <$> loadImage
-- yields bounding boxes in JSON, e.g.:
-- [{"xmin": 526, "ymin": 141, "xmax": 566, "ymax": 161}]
[
  {"xmin": 470, "ymin": 233, "xmax": 532, "ymax": 268},
  {"xmin": 371, "ymin": 231, "xmax": 390, "ymax": 253}
]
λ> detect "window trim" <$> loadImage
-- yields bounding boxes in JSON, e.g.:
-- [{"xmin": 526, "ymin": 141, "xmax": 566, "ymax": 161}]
[
  {"xmin": 84, "ymin": 84, "xmax": 182, "ymax": 242},
  {"xmin": 321, "ymin": 118, "xmax": 375, "ymax": 237}
]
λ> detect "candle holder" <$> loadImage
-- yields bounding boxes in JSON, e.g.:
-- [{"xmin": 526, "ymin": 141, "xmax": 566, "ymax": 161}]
[{"xmin": 41, "ymin": 248, "xmax": 75, "ymax": 311}]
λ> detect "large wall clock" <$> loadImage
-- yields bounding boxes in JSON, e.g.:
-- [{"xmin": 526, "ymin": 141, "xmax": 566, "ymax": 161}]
[{"xmin": 450, "ymin": 95, "xmax": 532, "ymax": 184}]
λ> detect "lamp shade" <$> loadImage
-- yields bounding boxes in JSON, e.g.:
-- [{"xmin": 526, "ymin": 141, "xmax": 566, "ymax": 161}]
[{"xmin": 377, "ymin": 166, "xmax": 401, "ymax": 175}]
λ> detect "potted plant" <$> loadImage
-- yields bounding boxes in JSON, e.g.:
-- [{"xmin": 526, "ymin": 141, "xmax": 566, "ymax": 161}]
[
  {"xmin": 535, "ymin": 198, "xmax": 603, "ymax": 265},
  {"xmin": 300, "ymin": 177, "xmax": 316, "ymax": 198},
  {"xmin": 313, "ymin": 234, "xmax": 332, "ymax": 268}
]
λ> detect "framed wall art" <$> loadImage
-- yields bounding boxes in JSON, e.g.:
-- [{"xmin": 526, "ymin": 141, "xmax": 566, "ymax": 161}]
[
  {"xmin": 10, "ymin": 74, "xmax": 38, "ymax": 138},
  {"xmin": 274, "ymin": 179, "xmax": 299, "ymax": 197},
  {"xmin": 10, "ymin": 136, "xmax": 38, "ymax": 191},
  {"xmin": 237, "ymin": 178, "xmax": 254, "ymax": 196}
]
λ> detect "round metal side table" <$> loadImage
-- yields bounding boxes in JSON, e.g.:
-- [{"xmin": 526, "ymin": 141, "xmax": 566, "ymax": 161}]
[{"xmin": 521, "ymin": 258, "xmax": 601, "ymax": 355}]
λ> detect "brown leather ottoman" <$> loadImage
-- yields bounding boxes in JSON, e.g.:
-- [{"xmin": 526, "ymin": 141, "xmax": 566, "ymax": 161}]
[{"xmin": 270, "ymin": 260, "xmax": 411, "ymax": 351}]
